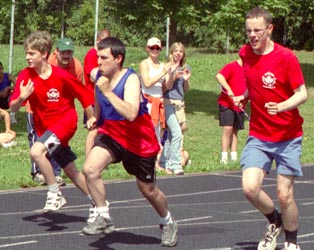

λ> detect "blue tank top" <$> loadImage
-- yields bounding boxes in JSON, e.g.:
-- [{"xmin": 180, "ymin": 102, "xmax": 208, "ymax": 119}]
[
  {"xmin": 0, "ymin": 73, "xmax": 11, "ymax": 91},
  {"xmin": 96, "ymin": 68, "xmax": 149, "ymax": 120}
]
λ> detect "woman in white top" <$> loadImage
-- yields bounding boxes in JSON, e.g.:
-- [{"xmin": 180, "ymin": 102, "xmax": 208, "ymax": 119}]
[{"xmin": 139, "ymin": 37, "xmax": 178, "ymax": 173}]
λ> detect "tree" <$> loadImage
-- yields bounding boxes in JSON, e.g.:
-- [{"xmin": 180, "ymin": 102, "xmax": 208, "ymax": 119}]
[{"xmin": 0, "ymin": 0, "xmax": 312, "ymax": 50}]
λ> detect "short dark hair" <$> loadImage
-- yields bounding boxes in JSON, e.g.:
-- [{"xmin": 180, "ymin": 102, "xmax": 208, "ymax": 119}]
[
  {"xmin": 246, "ymin": 7, "xmax": 273, "ymax": 26},
  {"xmin": 97, "ymin": 37, "xmax": 126, "ymax": 67}
]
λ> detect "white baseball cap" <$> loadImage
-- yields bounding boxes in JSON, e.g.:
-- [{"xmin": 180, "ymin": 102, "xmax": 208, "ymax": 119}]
[{"xmin": 147, "ymin": 37, "xmax": 161, "ymax": 48}]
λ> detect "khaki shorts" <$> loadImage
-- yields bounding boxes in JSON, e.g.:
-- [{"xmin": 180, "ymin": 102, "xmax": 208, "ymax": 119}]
[{"xmin": 164, "ymin": 98, "xmax": 186, "ymax": 124}]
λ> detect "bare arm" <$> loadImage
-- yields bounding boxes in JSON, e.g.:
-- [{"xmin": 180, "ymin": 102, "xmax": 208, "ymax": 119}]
[
  {"xmin": 89, "ymin": 67, "xmax": 98, "ymax": 83},
  {"xmin": 10, "ymin": 79, "xmax": 34, "ymax": 113},
  {"xmin": 8, "ymin": 73, "xmax": 16, "ymax": 86},
  {"xmin": 183, "ymin": 68, "xmax": 192, "ymax": 92},
  {"xmin": 86, "ymin": 88, "xmax": 100, "ymax": 131},
  {"xmin": 265, "ymin": 84, "xmax": 307, "ymax": 115},
  {"xmin": 163, "ymin": 61, "xmax": 181, "ymax": 91},
  {"xmin": 216, "ymin": 73, "xmax": 234, "ymax": 96},
  {"xmin": 139, "ymin": 60, "xmax": 169, "ymax": 88},
  {"xmin": 96, "ymin": 73, "xmax": 140, "ymax": 121}
]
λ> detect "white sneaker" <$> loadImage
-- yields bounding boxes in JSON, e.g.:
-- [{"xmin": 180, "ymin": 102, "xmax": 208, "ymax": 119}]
[
  {"xmin": 87, "ymin": 204, "xmax": 98, "ymax": 224},
  {"xmin": 2, "ymin": 140, "xmax": 17, "ymax": 148},
  {"xmin": 42, "ymin": 191, "xmax": 67, "ymax": 212},
  {"xmin": 173, "ymin": 168, "xmax": 184, "ymax": 175},
  {"xmin": 87, "ymin": 200, "xmax": 110, "ymax": 224},
  {"xmin": 283, "ymin": 242, "xmax": 301, "ymax": 250},
  {"xmin": 258, "ymin": 223, "xmax": 282, "ymax": 250},
  {"xmin": 10, "ymin": 112, "xmax": 17, "ymax": 124},
  {"xmin": 220, "ymin": 158, "xmax": 228, "ymax": 164},
  {"xmin": 33, "ymin": 172, "xmax": 46, "ymax": 185}
]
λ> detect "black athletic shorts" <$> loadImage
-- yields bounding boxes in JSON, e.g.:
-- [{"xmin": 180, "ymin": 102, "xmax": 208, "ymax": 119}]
[
  {"xmin": 94, "ymin": 134, "xmax": 156, "ymax": 183},
  {"xmin": 219, "ymin": 104, "xmax": 244, "ymax": 130}
]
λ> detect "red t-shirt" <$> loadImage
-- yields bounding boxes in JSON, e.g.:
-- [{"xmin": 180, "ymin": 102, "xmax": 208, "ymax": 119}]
[
  {"xmin": 217, "ymin": 61, "xmax": 246, "ymax": 111},
  {"xmin": 239, "ymin": 43, "xmax": 305, "ymax": 142},
  {"xmin": 10, "ymin": 66, "xmax": 93, "ymax": 145},
  {"xmin": 84, "ymin": 48, "xmax": 98, "ymax": 94}
]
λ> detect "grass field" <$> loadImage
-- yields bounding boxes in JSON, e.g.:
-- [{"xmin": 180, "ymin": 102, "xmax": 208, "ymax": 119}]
[{"xmin": 0, "ymin": 45, "xmax": 313, "ymax": 190}]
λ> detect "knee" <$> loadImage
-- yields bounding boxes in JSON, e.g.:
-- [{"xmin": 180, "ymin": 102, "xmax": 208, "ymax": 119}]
[
  {"xmin": 30, "ymin": 146, "xmax": 42, "ymax": 161},
  {"xmin": 140, "ymin": 185, "xmax": 158, "ymax": 201},
  {"xmin": 242, "ymin": 181, "xmax": 260, "ymax": 201},
  {"xmin": 277, "ymin": 187, "xmax": 293, "ymax": 209},
  {"xmin": 83, "ymin": 163, "xmax": 100, "ymax": 180}
]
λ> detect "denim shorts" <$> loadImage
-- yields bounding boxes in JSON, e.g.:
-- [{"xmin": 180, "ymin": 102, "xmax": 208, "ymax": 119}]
[{"xmin": 240, "ymin": 136, "xmax": 303, "ymax": 177}]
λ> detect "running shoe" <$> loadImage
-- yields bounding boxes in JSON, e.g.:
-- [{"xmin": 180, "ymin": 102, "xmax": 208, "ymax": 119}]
[
  {"xmin": 87, "ymin": 204, "xmax": 98, "ymax": 224},
  {"xmin": 55, "ymin": 176, "xmax": 66, "ymax": 187},
  {"xmin": 283, "ymin": 242, "xmax": 301, "ymax": 250},
  {"xmin": 33, "ymin": 172, "xmax": 46, "ymax": 185},
  {"xmin": 42, "ymin": 191, "xmax": 67, "ymax": 212},
  {"xmin": 258, "ymin": 223, "xmax": 282, "ymax": 250},
  {"xmin": 160, "ymin": 217, "xmax": 178, "ymax": 247},
  {"xmin": 2, "ymin": 140, "xmax": 17, "ymax": 148},
  {"xmin": 10, "ymin": 112, "xmax": 17, "ymax": 124},
  {"xmin": 82, "ymin": 214, "xmax": 115, "ymax": 235},
  {"xmin": 173, "ymin": 168, "xmax": 184, "ymax": 175}
]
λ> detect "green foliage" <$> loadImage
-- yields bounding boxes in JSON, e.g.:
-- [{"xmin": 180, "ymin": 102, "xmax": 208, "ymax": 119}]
[{"xmin": 0, "ymin": 1, "xmax": 313, "ymax": 57}]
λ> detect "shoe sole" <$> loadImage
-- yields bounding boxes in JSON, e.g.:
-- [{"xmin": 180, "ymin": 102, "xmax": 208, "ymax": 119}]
[
  {"xmin": 82, "ymin": 225, "xmax": 115, "ymax": 235},
  {"xmin": 42, "ymin": 197, "xmax": 67, "ymax": 213}
]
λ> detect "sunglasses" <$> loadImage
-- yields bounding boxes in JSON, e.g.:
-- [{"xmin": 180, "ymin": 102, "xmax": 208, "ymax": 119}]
[{"xmin": 149, "ymin": 46, "xmax": 161, "ymax": 51}]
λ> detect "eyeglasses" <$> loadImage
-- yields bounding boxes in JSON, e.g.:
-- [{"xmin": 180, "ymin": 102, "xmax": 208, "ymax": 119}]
[
  {"xmin": 245, "ymin": 28, "xmax": 267, "ymax": 35},
  {"xmin": 149, "ymin": 46, "xmax": 161, "ymax": 51}
]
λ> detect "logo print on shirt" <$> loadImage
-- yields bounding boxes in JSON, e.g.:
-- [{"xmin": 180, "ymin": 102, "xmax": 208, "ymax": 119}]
[
  {"xmin": 262, "ymin": 72, "xmax": 276, "ymax": 89},
  {"xmin": 47, "ymin": 88, "xmax": 60, "ymax": 102}
]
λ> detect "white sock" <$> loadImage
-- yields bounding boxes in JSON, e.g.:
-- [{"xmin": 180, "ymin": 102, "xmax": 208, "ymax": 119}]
[
  {"xmin": 230, "ymin": 151, "xmax": 237, "ymax": 161},
  {"xmin": 97, "ymin": 205, "xmax": 110, "ymax": 219},
  {"xmin": 159, "ymin": 211, "xmax": 172, "ymax": 225},
  {"xmin": 221, "ymin": 152, "xmax": 228, "ymax": 161},
  {"xmin": 48, "ymin": 183, "xmax": 59, "ymax": 193}
]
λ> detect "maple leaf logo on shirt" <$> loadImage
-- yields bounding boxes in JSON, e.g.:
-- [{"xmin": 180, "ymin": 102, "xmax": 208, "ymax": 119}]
[
  {"xmin": 47, "ymin": 88, "xmax": 60, "ymax": 102},
  {"xmin": 262, "ymin": 72, "xmax": 276, "ymax": 89}
]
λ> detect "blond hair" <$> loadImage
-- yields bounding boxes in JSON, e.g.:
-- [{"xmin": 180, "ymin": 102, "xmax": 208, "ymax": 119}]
[
  {"xmin": 24, "ymin": 31, "xmax": 52, "ymax": 59},
  {"xmin": 168, "ymin": 42, "xmax": 186, "ymax": 67}
]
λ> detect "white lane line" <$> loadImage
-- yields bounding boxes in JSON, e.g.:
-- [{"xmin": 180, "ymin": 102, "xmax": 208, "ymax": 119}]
[
  {"xmin": 0, "ymin": 217, "xmax": 264, "ymax": 241},
  {"xmin": 0, "ymin": 240, "xmax": 37, "ymax": 248}
]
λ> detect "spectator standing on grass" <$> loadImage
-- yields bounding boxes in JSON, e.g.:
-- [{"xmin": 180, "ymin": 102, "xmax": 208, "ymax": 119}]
[
  {"xmin": 9, "ymin": 31, "xmax": 96, "ymax": 221},
  {"xmin": 234, "ymin": 7, "xmax": 307, "ymax": 250},
  {"xmin": 81, "ymin": 37, "xmax": 178, "ymax": 247},
  {"xmin": 216, "ymin": 58, "xmax": 247, "ymax": 164},
  {"xmin": 83, "ymin": 29, "xmax": 110, "ymax": 156},
  {"xmin": 159, "ymin": 42, "xmax": 191, "ymax": 175},
  {"xmin": 139, "ymin": 37, "xmax": 176, "ymax": 173},
  {"xmin": 0, "ymin": 108, "xmax": 16, "ymax": 148},
  {"xmin": 0, "ymin": 62, "xmax": 17, "ymax": 124}
]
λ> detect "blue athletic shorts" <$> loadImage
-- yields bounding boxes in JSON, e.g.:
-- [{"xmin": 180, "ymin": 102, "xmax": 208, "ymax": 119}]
[{"xmin": 240, "ymin": 136, "xmax": 303, "ymax": 177}]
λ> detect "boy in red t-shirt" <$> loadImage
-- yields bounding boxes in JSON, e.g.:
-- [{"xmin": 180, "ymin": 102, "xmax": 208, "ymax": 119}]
[
  {"xmin": 9, "ymin": 31, "xmax": 95, "ymax": 216},
  {"xmin": 216, "ymin": 58, "xmax": 247, "ymax": 164}
]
